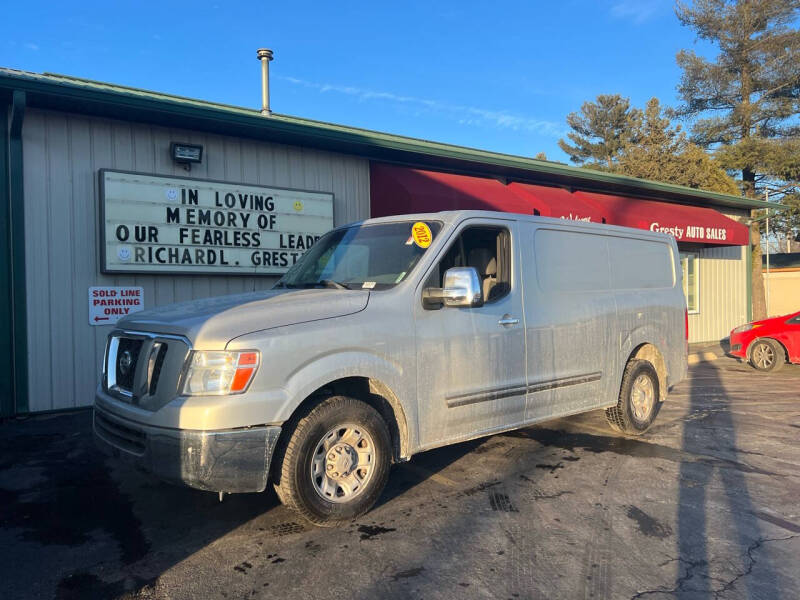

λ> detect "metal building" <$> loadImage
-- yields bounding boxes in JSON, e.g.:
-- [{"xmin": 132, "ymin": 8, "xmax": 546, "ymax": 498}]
[{"xmin": 1, "ymin": 67, "xmax": 770, "ymax": 416}]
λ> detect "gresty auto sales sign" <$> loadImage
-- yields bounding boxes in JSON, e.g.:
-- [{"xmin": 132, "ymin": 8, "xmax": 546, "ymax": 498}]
[
  {"xmin": 572, "ymin": 191, "xmax": 749, "ymax": 246},
  {"xmin": 100, "ymin": 170, "xmax": 334, "ymax": 275},
  {"xmin": 649, "ymin": 222, "xmax": 729, "ymax": 243}
]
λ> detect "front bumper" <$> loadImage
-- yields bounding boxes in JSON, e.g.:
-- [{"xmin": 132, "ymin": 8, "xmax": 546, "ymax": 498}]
[
  {"xmin": 729, "ymin": 332, "xmax": 747, "ymax": 359},
  {"xmin": 93, "ymin": 406, "xmax": 281, "ymax": 493}
]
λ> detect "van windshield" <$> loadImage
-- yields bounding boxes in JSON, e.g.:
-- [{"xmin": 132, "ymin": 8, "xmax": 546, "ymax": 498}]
[{"xmin": 275, "ymin": 221, "xmax": 442, "ymax": 290}]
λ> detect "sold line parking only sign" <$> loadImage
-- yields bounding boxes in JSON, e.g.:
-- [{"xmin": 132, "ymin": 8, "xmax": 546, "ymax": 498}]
[{"xmin": 89, "ymin": 286, "xmax": 144, "ymax": 326}]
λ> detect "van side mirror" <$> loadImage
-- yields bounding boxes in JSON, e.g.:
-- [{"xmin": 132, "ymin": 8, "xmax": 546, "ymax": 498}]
[{"xmin": 423, "ymin": 267, "xmax": 484, "ymax": 308}]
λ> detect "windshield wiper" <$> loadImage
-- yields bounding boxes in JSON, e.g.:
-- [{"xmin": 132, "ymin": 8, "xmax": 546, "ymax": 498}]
[
  {"xmin": 279, "ymin": 280, "xmax": 350, "ymax": 290},
  {"xmin": 317, "ymin": 279, "xmax": 349, "ymax": 290}
]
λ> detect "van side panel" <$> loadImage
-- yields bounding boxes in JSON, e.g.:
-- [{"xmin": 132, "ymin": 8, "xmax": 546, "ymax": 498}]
[{"xmin": 520, "ymin": 224, "xmax": 619, "ymax": 421}]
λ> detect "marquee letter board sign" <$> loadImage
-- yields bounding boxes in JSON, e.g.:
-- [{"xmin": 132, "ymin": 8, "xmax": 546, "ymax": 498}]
[{"xmin": 100, "ymin": 169, "xmax": 334, "ymax": 275}]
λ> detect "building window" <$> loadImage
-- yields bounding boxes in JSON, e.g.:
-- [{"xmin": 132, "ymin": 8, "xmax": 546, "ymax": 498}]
[{"xmin": 680, "ymin": 252, "xmax": 699, "ymax": 313}]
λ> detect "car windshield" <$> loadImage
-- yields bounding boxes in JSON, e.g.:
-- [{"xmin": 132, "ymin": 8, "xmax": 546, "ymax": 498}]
[{"xmin": 275, "ymin": 221, "xmax": 442, "ymax": 290}]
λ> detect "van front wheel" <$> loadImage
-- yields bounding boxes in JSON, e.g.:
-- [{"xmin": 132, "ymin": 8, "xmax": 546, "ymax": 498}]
[
  {"xmin": 273, "ymin": 395, "xmax": 392, "ymax": 526},
  {"xmin": 605, "ymin": 359, "xmax": 661, "ymax": 435}
]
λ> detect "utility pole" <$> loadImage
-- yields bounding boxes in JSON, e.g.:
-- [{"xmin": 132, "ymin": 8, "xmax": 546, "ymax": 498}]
[{"xmin": 765, "ymin": 189, "xmax": 770, "ymax": 317}]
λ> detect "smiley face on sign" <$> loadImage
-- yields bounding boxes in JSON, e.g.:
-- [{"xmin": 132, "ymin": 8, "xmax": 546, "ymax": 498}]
[
  {"xmin": 117, "ymin": 246, "xmax": 132, "ymax": 261},
  {"xmin": 293, "ymin": 201, "xmax": 304, "ymax": 212},
  {"xmin": 411, "ymin": 222, "xmax": 432, "ymax": 248}
]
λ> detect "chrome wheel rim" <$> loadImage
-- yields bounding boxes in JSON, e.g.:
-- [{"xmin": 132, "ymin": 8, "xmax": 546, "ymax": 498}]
[
  {"xmin": 630, "ymin": 374, "xmax": 655, "ymax": 422},
  {"xmin": 752, "ymin": 343, "xmax": 774, "ymax": 369},
  {"xmin": 310, "ymin": 424, "xmax": 376, "ymax": 503}
]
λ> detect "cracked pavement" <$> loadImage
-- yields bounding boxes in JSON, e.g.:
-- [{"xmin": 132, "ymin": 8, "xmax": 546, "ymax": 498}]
[{"xmin": 1, "ymin": 356, "xmax": 799, "ymax": 599}]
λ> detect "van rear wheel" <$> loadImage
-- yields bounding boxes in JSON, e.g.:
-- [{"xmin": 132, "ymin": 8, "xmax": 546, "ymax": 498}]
[
  {"xmin": 605, "ymin": 359, "xmax": 661, "ymax": 435},
  {"xmin": 273, "ymin": 395, "xmax": 392, "ymax": 527}
]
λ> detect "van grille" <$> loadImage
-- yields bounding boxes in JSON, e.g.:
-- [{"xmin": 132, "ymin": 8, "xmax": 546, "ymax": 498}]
[
  {"xmin": 105, "ymin": 332, "xmax": 191, "ymax": 410},
  {"xmin": 148, "ymin": 343, "xmax": 168, "ymax": 395},
  {"xmin": 114, "ymin": 338, "xmax": 143, "ymax": 392}
]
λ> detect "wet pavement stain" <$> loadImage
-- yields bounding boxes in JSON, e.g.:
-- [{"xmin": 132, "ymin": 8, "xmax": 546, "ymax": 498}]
[
  {"xmin": 514, "ymin": 428, "xmax": 781, "ymax": 477},
  {"xmin": 532, "ymin": 489, "xmax": 573, "ymax": 500},
  {"xmin": 535, "ymin": 462, "xmax": 564, "ymax": 473},
  {"xmin": 625, "ymin": 506, "xmax": 673, "ymax": 539},
  {"xmin": 357, "ymin": 524, "xmax": 397, "ymax": 540},
  {"xmin": 459, "ymin": 480, "xmax": 502, "ymax": 496},
  {"xmin": 55, "ymin": 571, "xmax": 156, "ymax": 600},
  {"xmin": 304, "ymin": 540, "xmax": 323, "ymax": 556},
  {"xmin": 389, "ymin": 566, "xmax": 425, "ymax": 581},
  {"xmin": 234, "ymin": 561, "xmax": 253, "ymax": 573},
  {"xmin": 0, "ymin": 414, "xmax": 149, "ymax": 564},
  {"xmin": 0, "ymin": 433, "xmax": 62, "ymax": 471}
]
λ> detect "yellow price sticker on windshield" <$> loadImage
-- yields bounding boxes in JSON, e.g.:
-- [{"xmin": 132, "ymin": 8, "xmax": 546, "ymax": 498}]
[{"xmin": 411, "ymin": 222, "xmax": 432, "ymax": 248}]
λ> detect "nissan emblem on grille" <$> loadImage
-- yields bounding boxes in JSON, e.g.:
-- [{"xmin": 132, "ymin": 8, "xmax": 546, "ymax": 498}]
[{"xmin": 119, "ymin": 350, "xmax": 133, "ymax": 376}]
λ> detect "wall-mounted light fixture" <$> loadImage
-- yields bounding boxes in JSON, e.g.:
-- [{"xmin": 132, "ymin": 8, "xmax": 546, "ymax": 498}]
[{"xmin": 170, "ymin": 142, "xmax": 203, "ymax": 171}]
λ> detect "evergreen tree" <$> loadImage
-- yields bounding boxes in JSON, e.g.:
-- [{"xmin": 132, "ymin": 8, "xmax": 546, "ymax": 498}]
[
  {"xmin": 617, "ymin": 98, "xmax": 740, "ymax": 195},
  {"xmin": 558, "ymin": 94, "xmax": 642, "ymax": 169},
  {"xmin": 675, "ymin": 0, "xmax": 800, "ymax": 319},
  {"xmin": 674, "ymin": 144, "xmax": 743, "ymax": 195}
]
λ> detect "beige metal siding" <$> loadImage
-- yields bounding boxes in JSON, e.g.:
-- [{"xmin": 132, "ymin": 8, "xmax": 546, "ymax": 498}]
[
  {"xmin": 763, "ymin": 271, "xmax": 800, "ymax": 317},
  {"xmin": 687, "ymin": 244, "xmax": 748, "ymax": 343},
  {"xmin": 22, "ymin": 109, "xmax": 370, "ymax": 412}
]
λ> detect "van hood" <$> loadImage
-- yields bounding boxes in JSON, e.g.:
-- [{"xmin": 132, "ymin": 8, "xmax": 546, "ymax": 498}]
[{"xmin": 116, "ymin": 288, "xmax": 370, "ymax": 348}]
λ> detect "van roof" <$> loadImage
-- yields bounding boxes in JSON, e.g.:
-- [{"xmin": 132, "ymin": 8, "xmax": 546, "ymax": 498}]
[{"xmin": 348, "ymin": 210, "xmax": 678, "ymax": 243}]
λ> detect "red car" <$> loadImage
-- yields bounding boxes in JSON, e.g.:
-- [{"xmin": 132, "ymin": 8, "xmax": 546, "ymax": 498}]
[{"xmin": 729, "ymin": 310, "xmax": 800, "ymax": 371}]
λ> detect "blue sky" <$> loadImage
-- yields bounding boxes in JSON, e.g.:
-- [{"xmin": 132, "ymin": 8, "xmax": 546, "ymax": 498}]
[{"xmin": 1, "ymin": 0, "xmax": 713, "ymax": 162}]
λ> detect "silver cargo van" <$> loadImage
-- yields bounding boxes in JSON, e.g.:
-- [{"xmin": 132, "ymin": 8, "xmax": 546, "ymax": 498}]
[{"xmin": 94, "ymin": 210, "xmax": 688, "ymax": 525}]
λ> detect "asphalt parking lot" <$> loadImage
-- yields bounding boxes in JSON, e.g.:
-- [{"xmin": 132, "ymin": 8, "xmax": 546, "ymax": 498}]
[{"xmin": 1, "ymin": 356, "xmax": 799, "ymax": 600}]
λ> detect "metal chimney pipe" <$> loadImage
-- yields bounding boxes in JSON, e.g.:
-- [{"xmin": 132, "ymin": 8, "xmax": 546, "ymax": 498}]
[{"xmin": 256, "ymin": 48, "xmax": 274, "ymax": 115}]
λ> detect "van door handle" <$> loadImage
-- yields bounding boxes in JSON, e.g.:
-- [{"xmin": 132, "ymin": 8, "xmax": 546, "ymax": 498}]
[{"xmin": 498, "ymin": 315, "xmax": 520, "ymax": 326}]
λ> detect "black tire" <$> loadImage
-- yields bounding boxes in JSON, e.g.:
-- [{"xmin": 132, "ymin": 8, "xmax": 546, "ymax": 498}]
[
  {"xmin": 605, "ymin": 359, "xmax": 661, "ymax": 435},
  {"xmin": 748, "ymin": 338, "xmax": 785, "ymax": 372},
  {"xmin": 273, "ymin": 395, "xmax": 392, "ymax": 527}
]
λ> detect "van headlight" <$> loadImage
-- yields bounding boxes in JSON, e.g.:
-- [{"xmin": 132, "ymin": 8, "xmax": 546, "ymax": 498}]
[{"xmin": 182, "ymin": 350, "xmax": 260, "ymax": 396}]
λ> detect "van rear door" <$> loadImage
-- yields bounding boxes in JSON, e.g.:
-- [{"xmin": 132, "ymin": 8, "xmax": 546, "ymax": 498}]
[{"xmin": 608, "ymin": 235, "xmax": 683, "ymax": 388}]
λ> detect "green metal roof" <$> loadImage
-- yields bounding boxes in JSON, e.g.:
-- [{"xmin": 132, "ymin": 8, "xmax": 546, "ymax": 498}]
[{"xmin": 0, "ymin": 66, "xmax": 773, "ymax": 211}]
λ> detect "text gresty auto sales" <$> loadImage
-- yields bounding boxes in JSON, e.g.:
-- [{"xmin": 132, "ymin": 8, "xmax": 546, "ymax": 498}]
[
  {"xmin": 649, "ymin": 222, "xmax": 728, "ymax": 242},
  {"xmin": 101, "ymin": 170, "xmax": 334, "ymax": 275}
]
